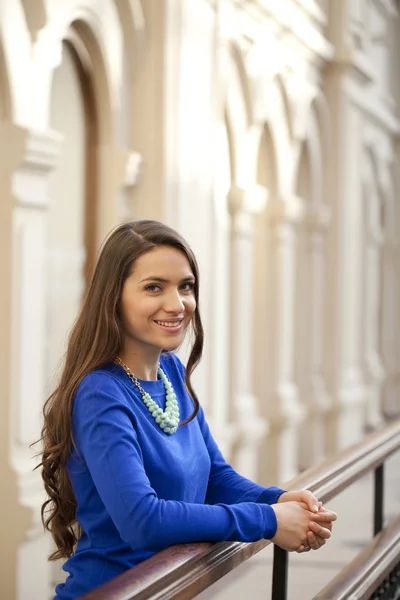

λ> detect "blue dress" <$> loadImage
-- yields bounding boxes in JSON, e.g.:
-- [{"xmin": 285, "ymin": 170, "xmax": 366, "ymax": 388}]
[{"xmin": 54, "ymin": 352, "xmax": 284, "ymax": 599}]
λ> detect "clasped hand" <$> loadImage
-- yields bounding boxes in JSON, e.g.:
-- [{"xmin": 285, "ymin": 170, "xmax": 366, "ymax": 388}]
[{"xmin": 271, "ymin": 490, "xmax": 337, "ymax": 553}]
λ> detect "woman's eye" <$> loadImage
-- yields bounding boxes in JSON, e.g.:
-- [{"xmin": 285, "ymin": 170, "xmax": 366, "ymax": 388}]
[
  {"xmin": 145, "ymin": 284, "xmax": 161, "ymax": 292},
  {"xmin": 180, "ymin": 283, "xmax": 195, "ymax": 292}
]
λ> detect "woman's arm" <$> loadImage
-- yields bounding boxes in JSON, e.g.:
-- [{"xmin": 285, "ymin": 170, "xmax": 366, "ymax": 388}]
[
  {"xmin": 170, "ymin": 353, "xmax": 285, "ymax": 506},
  {"xmin": 71, "ymin": 373, "xmax": 280, "ymax": 552},
  {"xmin": 197, "ymin": 407, "xmax": 286, "ymax": 506},
  {"xmin": 196, "ymin": 402, "xmax": 337, "ymax": 552}
]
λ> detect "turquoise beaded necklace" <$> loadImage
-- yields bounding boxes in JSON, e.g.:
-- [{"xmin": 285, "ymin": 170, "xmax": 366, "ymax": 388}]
[{"xmin": 115, "ymin": 357, "xmax": 180, "ymax": 435}]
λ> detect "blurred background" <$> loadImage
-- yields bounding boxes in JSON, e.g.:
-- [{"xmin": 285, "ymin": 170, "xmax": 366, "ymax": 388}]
[{"xmin": 0, "ymin": 0, "xmax": 399, "ymax": 598}]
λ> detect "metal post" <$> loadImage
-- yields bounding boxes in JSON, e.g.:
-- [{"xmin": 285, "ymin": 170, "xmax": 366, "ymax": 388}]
[
  {"xmin": 373, "ymin": 463, "xmax": 384, "ymax": 536},
  {"xmin": 271, "ymin": 545, "xmax": 288, "ymax": 600}
]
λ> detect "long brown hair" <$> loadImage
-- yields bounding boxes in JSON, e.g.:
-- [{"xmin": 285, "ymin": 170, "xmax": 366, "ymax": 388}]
[{"xmin": 37, "ymin": 220, "xmax": 204, "ymax": 561}]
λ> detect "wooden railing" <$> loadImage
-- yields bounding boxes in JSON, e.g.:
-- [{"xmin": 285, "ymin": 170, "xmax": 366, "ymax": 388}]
[
  {"xmin": 313, "ymin": 514, "xmax": 400, "ymax": 599},
  {"xmin": 81, "ymin": 418, "xmax": 400, "ymax": 600}
]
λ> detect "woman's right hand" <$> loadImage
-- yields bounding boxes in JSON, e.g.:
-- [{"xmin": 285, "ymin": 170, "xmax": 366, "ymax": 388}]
[{"xmin": 270, "ymin": 501, "xmax": 337, "ymax": 552}]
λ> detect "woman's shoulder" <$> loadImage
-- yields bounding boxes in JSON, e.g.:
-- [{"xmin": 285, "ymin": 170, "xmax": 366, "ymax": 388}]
[
  {"xmin": 161, "ymin": 352, "xmax": 186, "ymax": 377},
  {"xmin": 71, "ymin": 365, "xmax": 133, "ymax": 427},
  {"xmin": 76, "ymin": 364, "xmax": 127, "ymax": 402}
]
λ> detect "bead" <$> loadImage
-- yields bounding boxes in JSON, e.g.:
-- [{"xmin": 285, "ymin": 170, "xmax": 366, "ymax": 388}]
[{"xmin": 116, "ymin": 358, "xmax": 180, "ymax": 435}]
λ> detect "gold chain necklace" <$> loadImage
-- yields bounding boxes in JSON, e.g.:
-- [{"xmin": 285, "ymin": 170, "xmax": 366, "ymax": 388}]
[{"xmin": 115, "ymin": 357, "xmax": 180, "ymax": 434}]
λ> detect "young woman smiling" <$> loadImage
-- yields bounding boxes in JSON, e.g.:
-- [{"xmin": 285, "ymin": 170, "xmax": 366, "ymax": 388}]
[{"xmin": 38, "ymin": 220, "xmax": 337, "ymax": 600}]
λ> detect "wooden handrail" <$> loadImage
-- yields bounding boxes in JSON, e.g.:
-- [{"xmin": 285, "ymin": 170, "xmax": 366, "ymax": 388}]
[
  {"xmin": 80, "ymin": 418, "xmax": 400, "ymax": 600},
  {"xmin": 283, "ymin": 418, "xmax": 400, "ymax": 503},
  {"xmin": 312, "ymin": 514, "xmax": 400, "ymax": 600}
]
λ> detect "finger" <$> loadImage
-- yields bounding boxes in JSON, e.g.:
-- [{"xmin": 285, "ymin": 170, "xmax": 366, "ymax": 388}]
[
  {"xmin": 308, "ymin": 531, "xmax": 326, "ymax": 550},
  {"xmin": 307, "ymin": 532, "xmax": 321, "ymax": 550},
  {"xmin": 314, "ymin": 533, "xmax": 327, "ymax": 546},
  {"xmin": 313, "ymin": 509, "xmax": 337, "ymax": 522},
  {"xmin": 317, "ymin": 519, "xmax": 333, "ymax": 531},
  {"xmin": 300, "ymin": 490, "xmax": 320, "ymax": 513},
  {"xmin": 296, "ymin": 544, "xmax": 311, "ymax": 553},
  {"xmin": 309, "ymin": 522, "xmax": 332, "ymax": 540}
]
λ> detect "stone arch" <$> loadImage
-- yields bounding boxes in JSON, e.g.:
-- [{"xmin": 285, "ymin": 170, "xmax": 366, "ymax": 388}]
[
  {"xmin": 0, "ymin": 0, "xmax": 31, "ymax": 124},
  {"xmin": 112, "ymin": 0, "xmax": 146, "ymax": 150},
  {"xmin": 45, "ymin": 0, "xmax": 137, "ymax": 152},
  {"xmin": 64, "ymin": 18, "xmax": 113, "ymax": 144},
  {"xmin": 224, "ymin": 109, "xmax": 236, "ymax": 185},
  {"xmin": 228, "ymin": 41, "xmax": 252, "ymax": 127},
  {"xmin": 20, "ymin": 0, "xmax": 47, "ymax": 40},
  {"xmin": 223, "ymin": 43, "xmax": 251, "ymax": 187},
  {"xmin": 43, "ymin": 5, "xmax": 131, "ymax": 275},
  {"xmin": 56, "ymin": 25, "xmax": 104, "ymax": 283},
  {"xmin": 296, "ymin": 140, "xmax": 313, "ymax": 202},
  {"xmin": 310, "ymin": 92, "xmax": 332, "ymax": 159},
  {"xmin": 114, "ymin": 0, "xmax": 146, "ymax": 67},
  {"xmin": 274, "ymin": 74, "xmax": 294, "ymax": 141},
  {"xmin": 254, "ymin": 76, "xmax": 292, "ymax": 197},
  {"xmin": 295, "ymin": 103, "xmax": 324, "ymax": 206},
  {"xmin": 256, "ymin": 123, "xmax": 278, "ymax": 196},
  {"xmin": 0, "ymin": 40, "xmax": 12, "ymax": 121}
]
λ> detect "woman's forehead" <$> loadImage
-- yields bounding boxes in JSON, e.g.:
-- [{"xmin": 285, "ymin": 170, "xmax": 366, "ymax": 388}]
[{"xmin": 131, "ymin": 246, "xmax": 194, "ymax": 280}]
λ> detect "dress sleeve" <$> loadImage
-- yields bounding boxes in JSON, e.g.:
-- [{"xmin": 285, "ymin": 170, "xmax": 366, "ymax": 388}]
[
  {"xmin": 196, "ymin": 407, "xmax": 286, "ymax": 506},
  {"xmin": 71, "ymin": 372, "xmax": 279, "ymax": 552}
]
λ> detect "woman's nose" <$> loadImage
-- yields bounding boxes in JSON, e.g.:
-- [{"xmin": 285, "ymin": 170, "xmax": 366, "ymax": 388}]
[{"xmin": 163, "ymin": 290, "xmax": 185, "ymax": 313}]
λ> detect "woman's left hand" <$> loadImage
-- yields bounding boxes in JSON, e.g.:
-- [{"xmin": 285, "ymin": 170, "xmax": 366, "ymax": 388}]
[
  {"xmin": 278, "ymin": 490, "xmax": 335, "ymax": 553},
  {"xmin": 278, "ymin": 489, "xmax": 321, "ymax": 513}
]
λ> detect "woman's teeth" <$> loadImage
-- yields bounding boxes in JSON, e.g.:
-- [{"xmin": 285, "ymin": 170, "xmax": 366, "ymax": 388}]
[{"xmin": 155, "ymin": 320, "xmax": 181, "ymax": 327}]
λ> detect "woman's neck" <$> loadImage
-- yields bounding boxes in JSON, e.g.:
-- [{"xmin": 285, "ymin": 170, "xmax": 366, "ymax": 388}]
[{"xmin": 117, "ymin": 347, "xmax": 161, "ymax": 381}]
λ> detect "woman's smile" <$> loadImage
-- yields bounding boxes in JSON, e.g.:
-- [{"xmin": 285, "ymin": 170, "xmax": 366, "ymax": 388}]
[{"xmin": 153, "ymin": 319, "xmax": 184, "ymax": 333}]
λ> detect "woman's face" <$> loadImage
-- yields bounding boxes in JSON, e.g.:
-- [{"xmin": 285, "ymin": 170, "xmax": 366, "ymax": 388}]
[{"xmin": 120, "ymin": 245, "xmax": 196, "ymax": 357}]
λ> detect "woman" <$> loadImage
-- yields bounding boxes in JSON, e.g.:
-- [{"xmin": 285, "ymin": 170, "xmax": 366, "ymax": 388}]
[{"xmin": 39, "ymin": 220, "xmax": 337, "ymax": 600}]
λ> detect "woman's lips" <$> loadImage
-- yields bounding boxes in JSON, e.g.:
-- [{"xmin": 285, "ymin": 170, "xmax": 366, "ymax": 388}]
[{"xmin": 153, "ymin": 319, "xmax": 184, "ymax": 333}]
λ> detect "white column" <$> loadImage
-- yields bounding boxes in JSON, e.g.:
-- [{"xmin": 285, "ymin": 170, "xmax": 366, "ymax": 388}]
[
  {"xmin": 363, "ymin": 228, "xmax": 385, "ymax": 429},
  {"xmin": 9, "ymin": 128, "xmax": 62, "ymax": 600},
  {"xmin": 324, "ymin": 95, "xmax": 366, "ymax": 453},
  {"xmin": 381, "ymin": 238, "xmax": 400, "ymax": 416},
  {"xmin": 207, "ymin": 123, "xmax": 236, "ymax": 459},
  {"xmin": 228, "ymin": 185, "xmax": 268, "ymax": 481},
  {"xmin": 298, "ymin": 206, "xmax": 331, "ymax": 469},
  {"xmin": 262, "ymin": 197, "xmax": 304, "ymax": 485},
  {"xmin": 0, "ymin": 122, "xmax": 32, "ymax": 600},
  {"xmin": 160, "ymin": 0, "xmax": 217, "ymax": 412}
]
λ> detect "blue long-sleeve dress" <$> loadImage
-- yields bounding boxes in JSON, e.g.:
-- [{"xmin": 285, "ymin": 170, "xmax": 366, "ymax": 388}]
[{"xmin": 54, "ymin": 352, "xmax": 285, "ymax": 599}]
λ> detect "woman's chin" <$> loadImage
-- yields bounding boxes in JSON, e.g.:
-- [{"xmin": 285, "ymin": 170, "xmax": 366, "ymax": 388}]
[{"xmin": 160, "ymin": 339, "xmax": 182, "ymax": 352}]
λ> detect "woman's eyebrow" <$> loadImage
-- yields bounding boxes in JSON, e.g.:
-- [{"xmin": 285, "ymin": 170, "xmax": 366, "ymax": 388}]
[{"xmin": 138, "ymin": 275, "xmax": 196, "ymax": 284}]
